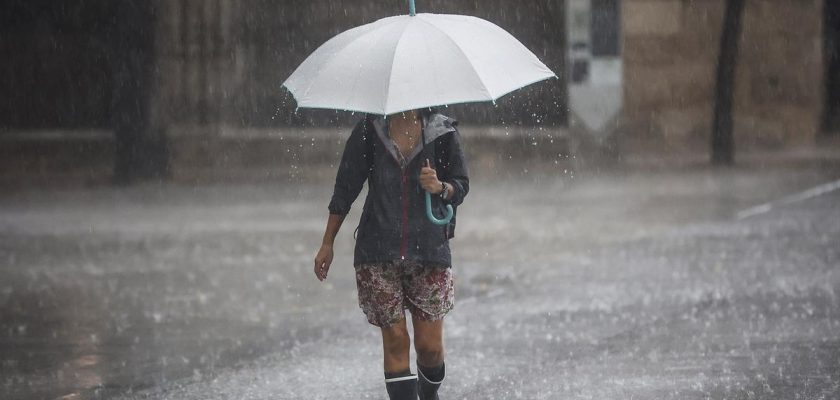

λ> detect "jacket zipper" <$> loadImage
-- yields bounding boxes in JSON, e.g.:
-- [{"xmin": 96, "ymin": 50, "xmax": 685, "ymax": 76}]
[
  {"xmin": 377, "ymin": 130, "xmax": 412, "ymax": 261},
  {"xmin": 400, "ymin": 168, "xmax": 409, "ymax": 259}
]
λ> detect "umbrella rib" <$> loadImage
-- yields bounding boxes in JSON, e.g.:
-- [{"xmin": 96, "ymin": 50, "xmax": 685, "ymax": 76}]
[
  {"xmin": 343, "ymin": 24, "xmax": 396, "ymax": 113},
  {"xmin": 295, "ymin": 25, "xmax": 375, "ymax": 102},
  {"xmin": 357, "ymin": 18, "xmax": 415, "ymax": 113},
  {"xmin": 419, "ymin": 22, "xmax": 442, "ymax": 109},
  {"xmin": 299, "ymin": 17, "xmax": 406, "ymax": 111},
  {"xmin": 462, "ymin": 15, "xmax": 557, "ymax": 101},
  {"xmin": 414, "ymin": 16, "xmax": 493, "ymax": 101},
  {"xmin": 382, "ymin": 21, "xmax": 415, "ymax": 115}
]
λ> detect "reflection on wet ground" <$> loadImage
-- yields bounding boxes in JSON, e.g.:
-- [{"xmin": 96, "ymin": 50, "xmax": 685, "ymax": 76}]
[{"xmin": 1, "ymin": 158, "xmax": 839, "ymax": 399}]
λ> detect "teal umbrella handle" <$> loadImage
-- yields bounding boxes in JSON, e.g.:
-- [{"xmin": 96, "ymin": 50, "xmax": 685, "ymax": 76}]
[{"xmin": 425, "ymin": 191, "xmax": 453, "ymax": 225}]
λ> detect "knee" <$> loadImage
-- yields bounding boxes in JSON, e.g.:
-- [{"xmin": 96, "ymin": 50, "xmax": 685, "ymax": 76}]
[{"xmin": 414, "ymin": 337, "xmax": 444, "ymax": 364}]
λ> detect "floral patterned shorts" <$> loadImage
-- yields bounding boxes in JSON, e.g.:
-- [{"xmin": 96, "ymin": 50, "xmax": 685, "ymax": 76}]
[{"xmin": 355, "ymin": 260, "xmax": 455, "ymax": 327}]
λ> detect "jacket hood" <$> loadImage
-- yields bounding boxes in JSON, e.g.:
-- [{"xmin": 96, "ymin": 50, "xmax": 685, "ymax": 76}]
[
  {"xmin": 370, "ymin": 112, "xmax": 457, "ymax": 144},
  {"xmin": 370, "ymin": 112, "xmax": 458, "ymax": 165}
]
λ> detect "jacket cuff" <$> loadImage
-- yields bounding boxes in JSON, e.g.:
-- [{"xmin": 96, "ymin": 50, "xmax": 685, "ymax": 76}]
[
  {"xmin": 441, "ymin": 181, "xmax": 458, "ymax": 204},
  {"xmin": 328, "ymin": 198, "xmax": 350, "ymax": 215}
]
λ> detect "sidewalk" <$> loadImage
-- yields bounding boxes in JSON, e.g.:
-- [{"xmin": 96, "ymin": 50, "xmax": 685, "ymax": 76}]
[
  {"xmin": 0, "ymin": 125, "xmax": 570, "ymax": 187},
  {"xmin": 2, "ymin": 126, "xmax": 839, "ymax": 189},
  {"xmin": 2, "ymin": 147, "xmax": 838, "ymax": 399}
]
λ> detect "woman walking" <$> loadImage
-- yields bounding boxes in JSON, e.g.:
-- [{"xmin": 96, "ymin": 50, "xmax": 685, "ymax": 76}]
[{"xmin": 314, "ymin": 108, "xmax": 469, "ymax": 399}]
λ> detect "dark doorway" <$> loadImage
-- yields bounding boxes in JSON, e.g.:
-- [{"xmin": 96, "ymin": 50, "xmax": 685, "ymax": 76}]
[
  {"xmin": 0, "ymin": 1, "xmax": 165, "ymax": 182},
  {"xmin": 0, "ymin": 1, "xmax": 116, "ymax": 131},
  {"xmin": 825, "ymin": 0, "xmax": 840, "ymax": 134}
]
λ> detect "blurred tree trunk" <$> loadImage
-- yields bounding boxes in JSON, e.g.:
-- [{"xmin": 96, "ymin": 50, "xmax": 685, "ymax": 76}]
[
  {"xmin": 711, "ymin": 0, "xmax": 745, "ymax": 165},
  {"xmin": 110, "ymin": 2, "xmax": 169, "ymax": 184},
  {"xmin": 825, "ymin": 2, "xmax": 840, "ymax": 133}
]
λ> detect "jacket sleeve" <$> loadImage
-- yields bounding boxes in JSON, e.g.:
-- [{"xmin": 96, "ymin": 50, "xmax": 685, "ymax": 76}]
[
  {"xmin": 438, "ymin": 129, "xmax": 470, "ymax": 207},
  {"xmin": 327, "ymin": 119, "xmax": 371, "ymax": 215}
]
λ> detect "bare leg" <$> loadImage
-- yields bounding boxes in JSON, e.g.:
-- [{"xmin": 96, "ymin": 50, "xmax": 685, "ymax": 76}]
[
  {"xmin": 381, "ymin": 318, "xmax": 411, "ymax": 374},
  {"xmin": 412, "ymin": 315, "xmax": 445, "ymax": 399},
  {"xmin": 412, "ymin": 315, "xmax": 444, "ymax": 368}
]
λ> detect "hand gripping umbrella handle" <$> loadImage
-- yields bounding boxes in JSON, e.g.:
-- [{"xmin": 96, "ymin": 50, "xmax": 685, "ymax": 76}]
[{"xmin": 425, "ymin": 191, "xmax": 453, "ymax": 225}]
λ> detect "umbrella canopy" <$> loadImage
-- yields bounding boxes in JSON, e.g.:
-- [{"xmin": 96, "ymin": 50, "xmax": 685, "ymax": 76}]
[{"xmin": 283, "ymin": 12, "xmax": 556, "ymax": 116}]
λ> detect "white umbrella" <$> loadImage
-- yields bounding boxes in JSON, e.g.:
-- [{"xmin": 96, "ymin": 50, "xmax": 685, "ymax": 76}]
[{"xmin": 282, "ymin": 7, "xmax": 556, "ymax": 116}]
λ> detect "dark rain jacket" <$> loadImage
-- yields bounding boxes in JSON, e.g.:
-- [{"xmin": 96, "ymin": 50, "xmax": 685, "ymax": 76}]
[{"xmin": 328, "ymin": 112, "xmax": 469, "ymax": 268}]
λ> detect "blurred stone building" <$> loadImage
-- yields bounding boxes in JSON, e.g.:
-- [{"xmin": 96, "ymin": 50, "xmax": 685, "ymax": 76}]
[
  {"xmin": 620, "ymin": 0, "xmax": 833, "ymax": 152},
  {"xmin": 153, "ymin": 0, "xmax": 566, "ymax": 129},
  {"xmin": 0, "ymin": 0, "xmax": 836, "ymax": 183},
  {"xmin": 0, "ymin": 0, "xmax": 566, "ymax": 182}
]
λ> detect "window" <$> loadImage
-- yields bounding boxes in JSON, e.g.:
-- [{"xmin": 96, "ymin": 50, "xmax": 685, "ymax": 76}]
[{"xmin": 591, "ymin": 0, "xmax": 620, "ymax": 57}]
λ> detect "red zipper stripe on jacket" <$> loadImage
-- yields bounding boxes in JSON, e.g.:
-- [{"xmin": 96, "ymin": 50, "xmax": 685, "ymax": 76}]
[{"xmin": 376, "ymin": 132, "xmax": 412, "ymax": 260}]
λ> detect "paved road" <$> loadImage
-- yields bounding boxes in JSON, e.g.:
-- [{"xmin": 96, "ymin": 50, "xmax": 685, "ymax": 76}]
[{"xmin": 1, "ymin": 159, "xmax": 838, "ymax": 399}]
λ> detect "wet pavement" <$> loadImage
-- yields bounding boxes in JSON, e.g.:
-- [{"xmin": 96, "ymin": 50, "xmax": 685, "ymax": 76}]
[{"xmin": 1, "ymin": 156, "xmax": 839, "ymax": 399}]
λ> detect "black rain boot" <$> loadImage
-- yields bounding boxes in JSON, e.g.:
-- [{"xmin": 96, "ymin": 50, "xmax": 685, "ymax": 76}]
[
  {"xmin": 385, "ymin": 374, "xmax": 418, "ymax": 400},
  {"xmin": 417, "ymin": 363, "xmax": 445, "ymax": 400}
]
